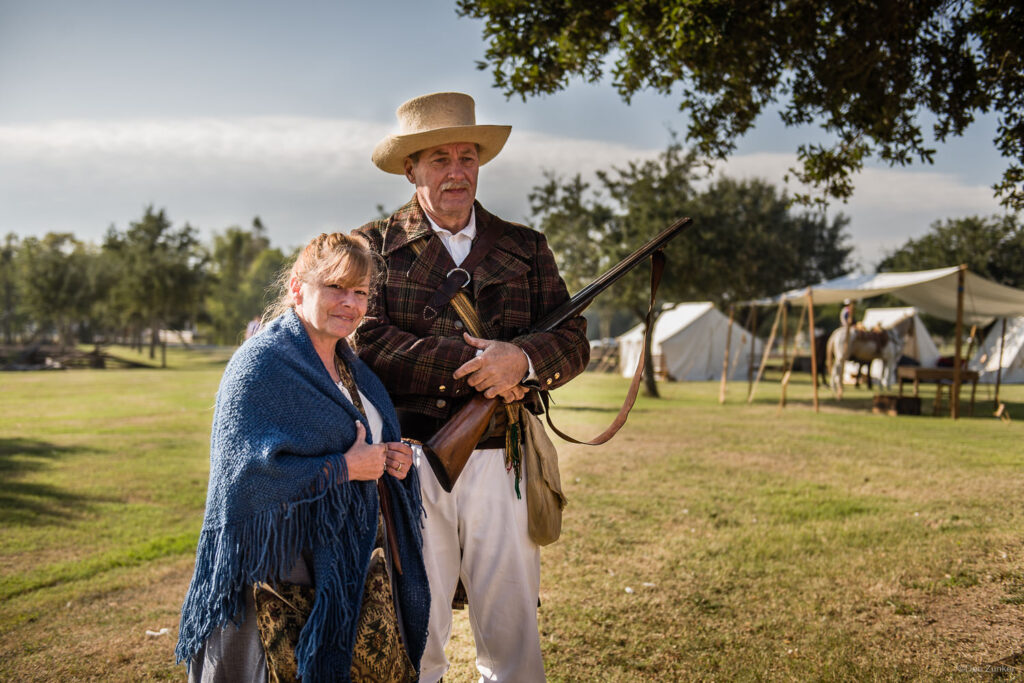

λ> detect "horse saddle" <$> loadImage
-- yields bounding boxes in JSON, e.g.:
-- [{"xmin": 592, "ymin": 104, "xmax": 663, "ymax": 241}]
[{"xmin": 855, "ymin": 328, "xmax": 889, "ymax": 350}]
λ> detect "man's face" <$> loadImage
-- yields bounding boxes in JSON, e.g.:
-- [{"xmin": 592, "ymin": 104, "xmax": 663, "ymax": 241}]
[{"xmin": 404, "ymin": 142, "xmax": 479, "ymax": 231}]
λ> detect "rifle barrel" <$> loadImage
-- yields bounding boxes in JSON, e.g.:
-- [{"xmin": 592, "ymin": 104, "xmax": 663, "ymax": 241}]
[{"xmin": 533, "ymin": 216, "xmax": 693, "ymax": 332}]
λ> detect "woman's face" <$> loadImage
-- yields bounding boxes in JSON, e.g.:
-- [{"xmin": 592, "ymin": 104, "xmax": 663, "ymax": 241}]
[{"xmin": 291, "ymin": 273, "xmax": 370, "ymax": 345}]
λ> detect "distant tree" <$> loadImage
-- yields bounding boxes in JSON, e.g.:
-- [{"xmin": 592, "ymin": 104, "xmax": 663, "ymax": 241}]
[
  {"xmin": 531, "ymin": 142, "xmax": 700, "ymax": 396},
  {"xmin": 103, "ymin": 207, "xmax": 207, "ymax": 363},
  {"xmin": 877, "ymin": 214, "xmax": 1024, "ymax": 287},
  {"xmin": 205, "ymin": 218, "xmax": 287, "ymax": 345},
  {"xmin": 532, "ymin": 141, "xmax": 853, "ymax": 396},
  {"xmin": 682, "ymin": 177, "xmax": 853, "ymax": 304},
  {"xmin": 82, "ymin": 246, "xmax": 121, "ymax": 345},
  {"xmin": 458, "ymin": 0, "xmax": 1024, "ymax": 209},
  {"xmin": 529, "ymin": 172, "xmax": 619, "ymax": 341},
  {"xmin": 1, "ymin": 233, "xmax": 22, "ymax": 344},
  {"xmin": 17, "ymin": 233, "xmax": 98, "ymax": 347}
]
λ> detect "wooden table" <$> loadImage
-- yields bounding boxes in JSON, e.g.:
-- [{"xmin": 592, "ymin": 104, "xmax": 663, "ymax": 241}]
[{"xmin": 897, "ymin": 366, "xmax": 980, "ymax": 417}]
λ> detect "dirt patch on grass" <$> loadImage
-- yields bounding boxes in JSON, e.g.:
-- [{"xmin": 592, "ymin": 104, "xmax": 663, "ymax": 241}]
[
  {"xmin": 0, "ymin": 556, "xmax": 194, "ymax": 681},
  {"xmin": 866, "ymin": 578, "xmax": 1024, "ymax": 675}
]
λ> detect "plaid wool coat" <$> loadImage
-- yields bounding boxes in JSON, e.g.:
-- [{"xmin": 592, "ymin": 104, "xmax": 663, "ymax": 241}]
[{"xmin": 353, "ymin": 196, "xmax": 589, "ymax": 421}]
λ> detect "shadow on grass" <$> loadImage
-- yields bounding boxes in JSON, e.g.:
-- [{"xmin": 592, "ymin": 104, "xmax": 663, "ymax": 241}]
[
  {"xmin": 0, "ymin": 438, "xmax": 109, "ymax": 526},
  {"xmin": 0, "ymin": 438, "xmax": 77, "ymax": 472}
]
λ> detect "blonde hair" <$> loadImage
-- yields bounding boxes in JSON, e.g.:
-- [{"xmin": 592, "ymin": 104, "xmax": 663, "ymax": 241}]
[{"xmin": 263, "ymin": 232, "xmax": 382, "ymax": 325}]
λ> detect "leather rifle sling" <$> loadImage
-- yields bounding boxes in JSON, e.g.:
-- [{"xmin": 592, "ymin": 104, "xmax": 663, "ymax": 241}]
[
  {"xmin": 407, "ymin": 241, "xmax": 485, "ymax": 338},
  {"xmin": 540, "ymin": 249, "xmax": 667, "ymax": 445},
  {"xmin": 410, "ymin": 222, "xmax": 499, "ymax": 337},
  {"xmin": 407, "ymin": 238, "xmax": 520, "ymax": 439}
]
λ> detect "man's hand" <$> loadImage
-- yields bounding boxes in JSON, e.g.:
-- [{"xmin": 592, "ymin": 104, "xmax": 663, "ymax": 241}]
[
  {"xmin": 453, "ymin": 333, "xmax": 528, "ymax": 399},
  {"xmin": 497, "ymin": 384, "xmax": 527, "ymax": 404}
]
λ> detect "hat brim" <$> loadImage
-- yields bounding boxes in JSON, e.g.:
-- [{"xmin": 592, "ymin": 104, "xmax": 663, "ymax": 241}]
[{"xmin": 372, "ymin": 124, "xmax": 511, "ymax": 174}]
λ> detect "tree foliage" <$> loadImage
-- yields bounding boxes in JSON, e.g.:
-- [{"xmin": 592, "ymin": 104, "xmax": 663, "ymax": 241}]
[
  {"xmin": 531, "ymin": 140, "xmax": 853, "ymax": 395},
  {"xmin": 1, "ymin": 234, "xmax": 22, "ymax": 345},
  {"xmin": 102, "ymin": 207, "xmax": 207, "ymax": 360},
  {"xmin": 457, "ymin": 0, "xmax": 1024, "ymax": 209},
  {"xmin": 878, "ymin": 214, "xmax": 1024, "ymax": 286},
  {"xmin": 533, "ymin": 143, "xmax": 853, "ymax": 312},
  {"xmin": 532, "ymin": 142, "xmax": 700, "ymax": 316},
  {"xmin": 2, "ymin": 210, "xmax": 299, "ymax": 357},
  {"xmin": 205, "ymin": 218, "xmax": 288, "ymax": 345},
  {"xmin": 16, "ymin": 234, "xmax": 111, "ymax": 347},
  {"xmin": 683, "ymin": 177, "xmax": 853, "ymax": 304}
]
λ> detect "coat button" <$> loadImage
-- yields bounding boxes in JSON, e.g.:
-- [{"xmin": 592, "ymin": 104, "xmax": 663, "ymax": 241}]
[
  {"xmin": 546, "ymin": 378, "xmax": 553, "ymax": 385},
  {"xmin": 439, "ymin": 385, "xmax": 446, "ymax": 392},
  {"xmin": 436, "ymin": 399, "xmax": 447, "ymax": 408},
  {"xmin": 454, "ymin": 320, "xmax": 464, "ymax": 329},
  {"xmin": 554, "ymin": 372, "xmax": 561, "ymax": 380}
]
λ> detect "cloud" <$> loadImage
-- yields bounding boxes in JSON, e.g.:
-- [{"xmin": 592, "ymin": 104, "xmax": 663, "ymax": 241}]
[
  {"xmin": 720, "ymin": 151, "xmax": 998, "ymax": 214},
  {"xmin": 0, "ymin": 117, "xmax": 1006, "ymax": 267},
  {"xmin": 0, "ymin": 117, "xmax": 661, "ymax": 246},
  {"xmin": 715, "ymin": 152, "xmax": 1004, "ymax": 267}
]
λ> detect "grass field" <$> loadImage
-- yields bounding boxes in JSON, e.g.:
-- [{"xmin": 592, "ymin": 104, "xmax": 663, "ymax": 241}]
[{"xmin": 2, "ymin": 346, "xmax": 1023, "ymax": 681}]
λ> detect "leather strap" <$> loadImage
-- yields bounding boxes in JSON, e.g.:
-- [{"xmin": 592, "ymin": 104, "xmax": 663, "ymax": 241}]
[
  {"xmin": 540, "ymin": 249, "xmax": 666, "ymax": 445},
  {"xmin": 408, "ymin": 238, "xmax": 523, "ymax": 447},
  {"xmin": 411, "ymin": 221, "xmax": 499, "ymax": 336}
]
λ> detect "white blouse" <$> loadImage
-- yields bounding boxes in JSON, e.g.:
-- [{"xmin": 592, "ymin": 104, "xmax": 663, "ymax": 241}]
[{"xmin": 336, "ymin": 382, "xmax": 384, "ymax": 444}]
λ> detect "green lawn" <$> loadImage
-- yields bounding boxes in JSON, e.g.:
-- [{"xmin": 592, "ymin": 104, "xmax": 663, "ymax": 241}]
[{"xmin": 1, "ymin": 349, "xmax": 1022, "ymax": 680}]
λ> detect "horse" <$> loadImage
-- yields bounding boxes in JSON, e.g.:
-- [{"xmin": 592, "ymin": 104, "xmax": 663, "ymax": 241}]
[{"xmin": 825, "ymin": 317, "xmax": 912, "ymax": 395}]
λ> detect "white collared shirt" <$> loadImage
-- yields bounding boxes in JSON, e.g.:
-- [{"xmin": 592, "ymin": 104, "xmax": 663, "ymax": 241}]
[{"xmin": 424, "ymin": 207, "xmax": 477, "ymax": 267}]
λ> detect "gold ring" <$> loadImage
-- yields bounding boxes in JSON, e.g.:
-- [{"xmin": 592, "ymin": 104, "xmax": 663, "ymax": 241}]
[{"xmin": 395, "ymin": 463, "xmax": 402, "ymax": 472}]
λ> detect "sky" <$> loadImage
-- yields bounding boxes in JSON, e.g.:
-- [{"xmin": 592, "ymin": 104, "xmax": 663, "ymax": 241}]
[{"xmin": 0, "ymin": 0, "xmax": 1013, "ymax": 270}]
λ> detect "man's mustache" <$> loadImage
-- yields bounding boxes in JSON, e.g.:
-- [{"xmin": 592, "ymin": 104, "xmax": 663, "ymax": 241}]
[{"xmin": 440, "ymin": 181, "xmax": 472, "ymax": 192}]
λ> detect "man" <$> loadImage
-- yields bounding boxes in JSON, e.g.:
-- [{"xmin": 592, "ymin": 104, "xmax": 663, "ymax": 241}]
[
  {"xmin": 840, "ymin": 298, "xmax": 855, "ymax": 328},
  {"xmin": 354, "ymin": 92, "xmax": 589, "ymax": 682}
]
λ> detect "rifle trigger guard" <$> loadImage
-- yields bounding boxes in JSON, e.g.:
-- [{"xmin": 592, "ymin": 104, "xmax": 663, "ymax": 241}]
[{"xmin": 447, "ymin": 267, "xmax": 471, "ymax": 289}]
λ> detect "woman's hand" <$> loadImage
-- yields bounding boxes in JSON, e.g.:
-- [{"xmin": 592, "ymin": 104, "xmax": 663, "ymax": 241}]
[
  {"xmin": 384, "ymin": 440, "xmax": 414, "ymax": 480},
  {"xmin": 343, "ymin": 422, "xmax": 386, "ymax": 481}
]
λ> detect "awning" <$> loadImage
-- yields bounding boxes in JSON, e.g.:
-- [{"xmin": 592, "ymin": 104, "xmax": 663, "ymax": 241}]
[{"xmin": 756, "ymin": 266, "xmax": 1024, "ymax": 325}]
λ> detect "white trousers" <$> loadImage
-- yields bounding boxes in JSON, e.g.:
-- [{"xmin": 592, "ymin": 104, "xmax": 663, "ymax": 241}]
[{"xmin": 414, "ymin": 445, "xmax": 545, "ymax": 683}]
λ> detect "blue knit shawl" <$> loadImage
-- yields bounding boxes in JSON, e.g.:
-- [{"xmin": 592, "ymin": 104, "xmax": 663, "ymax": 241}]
[{"xmin": 175, "ymin": 309, "xmax": 429, "ymax": 681}]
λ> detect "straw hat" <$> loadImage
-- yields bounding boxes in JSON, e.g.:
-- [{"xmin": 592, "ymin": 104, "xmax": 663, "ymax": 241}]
[{"xmin": 372, "ymin": 92, "xmax": 511, "ymax": 174}]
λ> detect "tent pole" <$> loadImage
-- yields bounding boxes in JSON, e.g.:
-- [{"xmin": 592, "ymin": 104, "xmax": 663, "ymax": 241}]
[
  {"xmin": 746, "ymin": 307, "xmax": 758, "ymax": 397},
  {"xmin": 749, "ymin": 297, "xmax": 785, "ymax": 404},
  {"xmin": 806, "ymin": 288, "xmax": 819, "ymax": 412},
  {"xmin": 779, "ymin": 302, "xmax": 807, "ymax": 410},
  {"xmin": 965, "ymin": 324, "xmax": 978, "ymax": 361},
  {"xmin": 781, "ymin": 301, "xmax": 790, "ymax": 369},
  {"xmin": 951, "ymin": 264, "xmax": 966, "ymax": 419},
  {"xmin": 719, "ymin": 304, "xmax": 735, "ymax": 404},
  {"xmin": 995, "ymin": 317, "xmax": 1006, "ymax": 410}
]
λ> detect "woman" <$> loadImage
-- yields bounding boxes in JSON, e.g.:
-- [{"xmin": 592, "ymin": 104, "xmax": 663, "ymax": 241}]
[{"xmin": 176, "ymin": 233, "xmax": 429, "ymax": 682}]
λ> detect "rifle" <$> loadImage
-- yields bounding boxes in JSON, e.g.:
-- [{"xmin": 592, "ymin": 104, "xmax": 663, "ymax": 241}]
[{"xmin": 422, "ymin": 216, "xmax": 694, "ymax": 491}]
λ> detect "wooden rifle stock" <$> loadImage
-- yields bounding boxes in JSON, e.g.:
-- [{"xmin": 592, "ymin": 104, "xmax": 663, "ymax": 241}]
[
  {"xmin": 422, "ymin": 394, "xmax": 497, "ymax": 491},
  {"xmin": 423, "ymin": 216, "xmax": 693, "ymax": 492}
]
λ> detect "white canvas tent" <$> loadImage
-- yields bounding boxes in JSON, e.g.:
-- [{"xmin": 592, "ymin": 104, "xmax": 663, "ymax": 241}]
[
  {"xmin": 970, "ymin": 316, "xmax": 1024, "ymax": 384},
  {"xmin": 618, "ymin": 302, "xmax": 762, "ymax": 381},
  {"xmin": 845, "ymin": 307, "xmax": 941, "ymax": 384}
]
